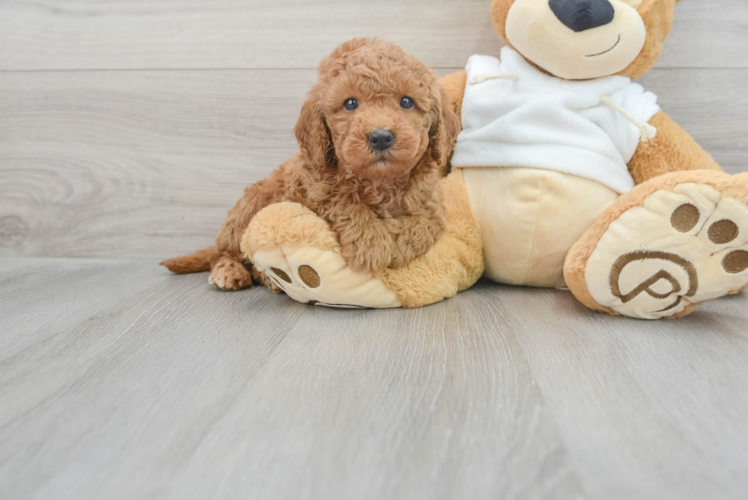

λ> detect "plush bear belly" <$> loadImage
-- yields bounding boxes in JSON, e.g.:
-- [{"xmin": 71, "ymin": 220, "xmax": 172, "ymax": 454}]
[{"xmin": 462, "ymin": 167, "xmax": 618, "ymax": 288}]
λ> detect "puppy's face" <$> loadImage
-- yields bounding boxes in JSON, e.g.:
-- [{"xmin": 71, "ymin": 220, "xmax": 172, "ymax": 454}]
[
  {"xmin": 321, "ymin": 75, "xmax": 430, "ymax": 180},
  {"xmin": 295, "ymin": 39, "xmax": 457, "ymax": 181}
]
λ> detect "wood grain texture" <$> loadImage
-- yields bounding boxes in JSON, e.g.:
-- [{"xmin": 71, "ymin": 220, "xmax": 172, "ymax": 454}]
[
  {"xmin": 0, "ymin": 259, "xmax": 584, "ymax": 500},
  {"xmin": 1, "ymin": 259, "xmax": 747, "ymax": 499},
  {"xmin": 493, "ymin": 286, "xmax": 748, "ymax": 500},
  {"xmin": 1, "ymin": 0, "xmax": 746, "ymax": 71},
  {"xmin": 1, "ymin": 68, "xmax": 746, "ymax": 259},
  {"xmin": 0, "ymin": 258, "xmax": 166, "ymax": 360},
  {"xmin": 2, "ymin": 1, "xmax": 748, "ymax": 498}
]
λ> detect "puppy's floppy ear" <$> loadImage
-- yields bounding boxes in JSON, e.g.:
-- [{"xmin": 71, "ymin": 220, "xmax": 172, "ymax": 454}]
[
  {"xmin": 428, "ymin": 85, "xmax": 462, "ymax": 168},
  {"xmin": 294, "ymin": 89, "xmax": 337, "ymax": 169}
]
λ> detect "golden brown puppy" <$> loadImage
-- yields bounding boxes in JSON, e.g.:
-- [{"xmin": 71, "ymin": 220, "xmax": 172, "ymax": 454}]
[{"xmin": 161, "ymin": 38, "xmax": 461, "ymax": 291}]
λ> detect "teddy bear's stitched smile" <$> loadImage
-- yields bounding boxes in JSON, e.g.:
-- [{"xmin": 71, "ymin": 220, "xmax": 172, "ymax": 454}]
[
  {"xmin": 586, "ymin": 34, "xmax": 621, "ymax": 57},
  {"xmin": 504, "ymin": 0, "xmax": 646, "ymax": 80}
]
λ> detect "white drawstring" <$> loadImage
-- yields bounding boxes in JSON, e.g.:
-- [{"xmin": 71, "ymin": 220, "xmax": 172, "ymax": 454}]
[
  {"xmin": 468, "ymin": 73, "xmax": 658, "ymax": 143},
  {"xmin": 599, "ymin": 96, "xmax": 657, "ymax": 142},
  {"xmin": 468, "ymin": 73, "xmax": 519, "ymax": 86}
]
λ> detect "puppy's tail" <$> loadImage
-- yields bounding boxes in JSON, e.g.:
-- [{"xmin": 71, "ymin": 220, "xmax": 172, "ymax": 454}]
[{"xmin": 160, "ymin": 246, "xmax": 222, "ymax": 274}]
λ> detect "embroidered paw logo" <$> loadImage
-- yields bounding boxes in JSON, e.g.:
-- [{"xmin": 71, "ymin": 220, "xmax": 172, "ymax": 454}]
[
  {"xmin": 609, "ymin": 204, "xmax": 748, "ymax": 314},
  {"xmin": 585, "ymin": 182, "xmax": 748, "ymax": 319},
  {"xmin": 610, "ymin": 251, "xmax": 698, "ymax": 313}
]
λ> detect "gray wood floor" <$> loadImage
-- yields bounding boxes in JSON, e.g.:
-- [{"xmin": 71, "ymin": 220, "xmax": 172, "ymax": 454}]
[
  {"xmin": 1, "ymin": 258, "xmax": 748, "ymax": 500},
  {"xmin": 2, "ymin": 0, "xmax": 748, "ymax": 499}
]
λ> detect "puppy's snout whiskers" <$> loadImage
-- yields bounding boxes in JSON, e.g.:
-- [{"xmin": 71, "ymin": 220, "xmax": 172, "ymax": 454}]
[{"xmin": 371, "ymin": 151, "xmax": 394, "ymax": 164}]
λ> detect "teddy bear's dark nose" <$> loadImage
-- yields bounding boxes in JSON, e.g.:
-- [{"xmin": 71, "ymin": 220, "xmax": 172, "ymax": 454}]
[
  {"xmin": 549, "ymin": 0, "xmax": 615, "ymax": 32},
  {"xmin": 368, "ymin": 129, "xmax": 395, "ymax": 151}
]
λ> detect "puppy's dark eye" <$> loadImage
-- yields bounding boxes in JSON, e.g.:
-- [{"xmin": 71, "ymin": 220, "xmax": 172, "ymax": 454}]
[
  {"xmin": 400, "ymin": 97, "xmax": 415, "ymax": 109},
  {"xmin": 344, "ymin": 98, "xmax": 358, "ymax": 111}
]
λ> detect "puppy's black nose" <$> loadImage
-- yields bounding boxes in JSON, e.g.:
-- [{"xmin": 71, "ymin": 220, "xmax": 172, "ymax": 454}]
[
  {"xmin": 549, "ymin": 0, "xmax": 615, "ymax": 32},
  {"xmin": 368, "ymin": 129, "xmax": 395, "ymax": 151}
]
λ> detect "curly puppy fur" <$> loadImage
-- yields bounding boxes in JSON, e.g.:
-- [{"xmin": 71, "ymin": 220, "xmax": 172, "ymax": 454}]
[{"xmin": 161, "ymin": 38, "xmax": 461, "ymax": 290}]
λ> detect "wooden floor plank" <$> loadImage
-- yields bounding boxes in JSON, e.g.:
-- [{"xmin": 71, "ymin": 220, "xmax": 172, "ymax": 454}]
[
  {"xmin": 0, "ymin": 261, "xmax": 584, "ymax": 500},
  {"xmin": 1, "ymin": 68, "xmax": 745, "ymax": 260},
  {"xmin": 2, "ymin": 260, "xmax": 747, "ymax": 498},
  {"xmin": 0, "ymin": 263, "xmax": 310, "ymax": 500},
  {"xmin": 0, "ymin": 258, "xmax": 167, "ymax": 361},
  {"xmin": 0, "ymin": 0, "xmax": 745, "ymax": 71},
  {"xmin": 165, "ymin": 289, "xmax": 583, "ymax": 500},
  {"xmin": 493, "ymin": 286, "xmax": 748, "ymax": 500}
]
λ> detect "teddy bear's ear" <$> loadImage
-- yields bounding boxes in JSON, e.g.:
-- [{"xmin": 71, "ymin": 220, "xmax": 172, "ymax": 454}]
[
  {"xmin": 617, "ymin": 0, "xmax": 678, "ymax": 80},
  {"xmin": 489, "ymin": 0, "xmax": 514, "ymax": 47}
]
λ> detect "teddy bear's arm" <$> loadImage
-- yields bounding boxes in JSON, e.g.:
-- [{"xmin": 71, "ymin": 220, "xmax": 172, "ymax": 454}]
[
  {"xmin": 627, "ymin": 110, "xmax": 723, "ymax": 185},
  {"xmin": 438, "ymin": 72, "xmax": 467, "ymax": 125}
]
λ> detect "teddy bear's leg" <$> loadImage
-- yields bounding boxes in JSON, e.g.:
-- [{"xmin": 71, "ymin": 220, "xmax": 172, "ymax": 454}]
[
  {"xmin": 564, "ymin": 170, "xmax": 748, "ymax": 319},
  {"xmin": 241, "ymin": 170, "xmax": 484, "ymax": 309},
  {"xmin": 628, "ymin": 111, "xmax": 724, "ymax": 184}
]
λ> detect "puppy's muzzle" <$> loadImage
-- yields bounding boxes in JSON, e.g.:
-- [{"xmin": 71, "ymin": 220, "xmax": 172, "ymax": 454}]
[{"xmin": 368, "ymin": 128, "xmax": 395, "ymax": 152}]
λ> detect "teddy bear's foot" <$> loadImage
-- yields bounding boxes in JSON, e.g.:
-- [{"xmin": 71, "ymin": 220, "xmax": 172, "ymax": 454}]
[
  {"xmin": 240, "ymin": 202, "xmax": 401, "ymax": 309},
  {"xmin": 240, "ymin": 170, "xmax": 483, "ymax": 309},
  {"xmin": 565, "ymin": 171, "xmax": 748, "ymax": 320}
]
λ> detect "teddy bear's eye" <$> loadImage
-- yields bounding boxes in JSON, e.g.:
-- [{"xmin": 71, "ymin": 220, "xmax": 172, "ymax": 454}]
[
  {"xmin": 344, "ymin": 98, "xmax": 358, "ymax": 111},
  {"xmin": 400, "ymin": 97, "xmax": 415, "ymax": 109}
]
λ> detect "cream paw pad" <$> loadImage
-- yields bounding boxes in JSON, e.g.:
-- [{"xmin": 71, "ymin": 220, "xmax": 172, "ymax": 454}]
[
  {"xmin": 241, "ymin": 202, "xmax": 401, "ymax": 309},
  {"xmin": 572, "ymin": 172, "xmax": 748, "ymax": 319}
]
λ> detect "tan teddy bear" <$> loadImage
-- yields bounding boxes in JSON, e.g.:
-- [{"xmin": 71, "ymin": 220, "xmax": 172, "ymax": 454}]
[{"xmin": 242, "ymin": 0, "xmax": 748, "ymax": 319}]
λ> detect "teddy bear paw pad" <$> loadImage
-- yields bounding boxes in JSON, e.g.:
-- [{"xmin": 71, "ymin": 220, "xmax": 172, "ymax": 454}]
[
  {"xmin": 252, "ymin": 245, "xmax": 401, "ymax": 309},
  {"xmin": 584, "ymin": 181, "xmax": 748, "ymax": 319}
]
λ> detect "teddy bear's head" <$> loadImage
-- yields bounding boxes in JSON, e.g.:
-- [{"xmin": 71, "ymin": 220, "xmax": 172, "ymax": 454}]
[{"xmin": 491, "ymin": 0, "xmax": 681, "ymax": 80}]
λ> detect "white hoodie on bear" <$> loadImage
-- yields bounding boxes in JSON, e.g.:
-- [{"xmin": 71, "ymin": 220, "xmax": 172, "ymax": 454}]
[{"xmin": 451, "ymin": 47, "xmax": 661, "ymax": 195}]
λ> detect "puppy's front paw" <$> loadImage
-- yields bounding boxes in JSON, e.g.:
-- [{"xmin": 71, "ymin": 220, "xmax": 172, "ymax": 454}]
[
  {"xmin": 389, "ymin": 217, "xmax": 445, "ymax": 268},
  {"xmin": 209, "ymin": 257, "xmax": 253, "ymax": 291},
  {"xmin": 340, "ymin": 224, "xmax": 396, "ymax": 275}
]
